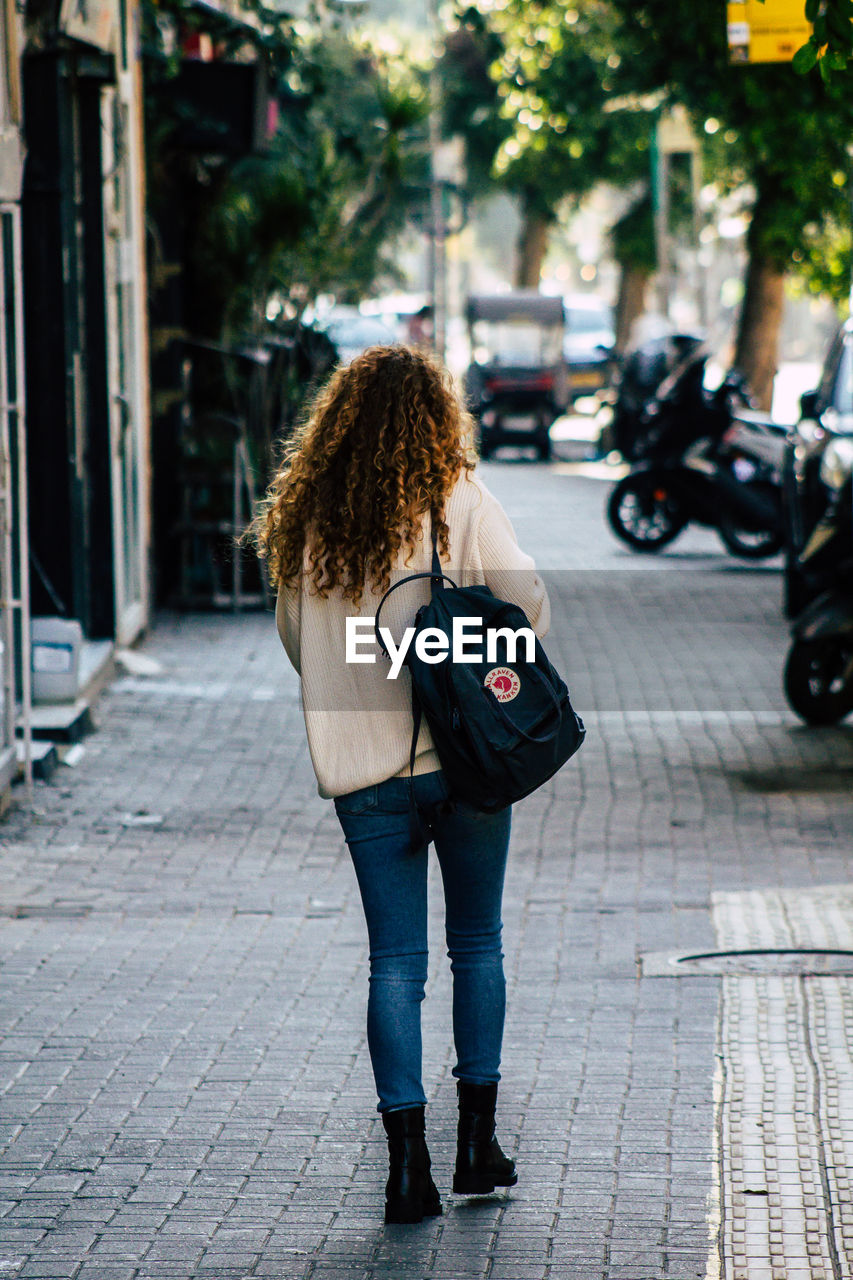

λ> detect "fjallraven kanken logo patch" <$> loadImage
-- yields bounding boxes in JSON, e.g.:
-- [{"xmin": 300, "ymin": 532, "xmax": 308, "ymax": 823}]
[{"xmin": 484, "ymin": 666, "xmax": 521, "ymax": 703}]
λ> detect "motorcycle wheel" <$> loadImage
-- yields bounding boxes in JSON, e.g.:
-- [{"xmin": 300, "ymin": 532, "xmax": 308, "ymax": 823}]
[
  {"xmin": 607, "ymin": 474, "xmax": 687, "ymax": 551},
  {"xmin": 717, "ymin": 481, "xmax": 783, "ymax": 559},
  {"xmin": 717, "ymin": 522, "xmax": 784, "ymax": 559},
  {"xmin": 783, "ymin": 638, "xmax": 853, "ymax": 726},
  {"xmin": 712, "ymin": 522, "xmax": 778, "ymax": 558}
]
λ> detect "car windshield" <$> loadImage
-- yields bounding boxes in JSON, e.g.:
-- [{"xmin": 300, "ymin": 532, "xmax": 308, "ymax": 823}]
[
  {"xmin": 325, "ymin": 317, "xmax": 396, "ymax": 346},
  {"xmin": 565, "ymin": 307, "xmax": 613, "ymax": 335},
  {"xmin": 471, "ymin": 320, "xmax": 562, "ymax": 366}
]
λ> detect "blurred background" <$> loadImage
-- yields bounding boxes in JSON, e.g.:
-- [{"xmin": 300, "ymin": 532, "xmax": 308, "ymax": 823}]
[{"xmin": 1, "ymin": 0, "xmax": 852, "ymax": 794}]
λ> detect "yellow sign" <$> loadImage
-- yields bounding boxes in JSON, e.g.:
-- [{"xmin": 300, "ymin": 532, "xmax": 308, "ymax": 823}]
[{"xmin": 727, "ymin": 0, "xmax": 812, "ymax": 63}]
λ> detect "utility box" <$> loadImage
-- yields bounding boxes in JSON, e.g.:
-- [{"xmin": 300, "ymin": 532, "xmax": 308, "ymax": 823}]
[{"xmin": 31, "ymin": 617, "xmax": 83, "ymax": 704}]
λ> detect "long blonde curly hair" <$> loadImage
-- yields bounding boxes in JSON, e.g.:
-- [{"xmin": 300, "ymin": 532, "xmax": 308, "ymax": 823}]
[{"xmin": 254, "ymin": 345, "xmax": 476, "ymax": 603}]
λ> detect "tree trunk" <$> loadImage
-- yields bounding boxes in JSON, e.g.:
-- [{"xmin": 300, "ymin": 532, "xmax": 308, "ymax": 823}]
[
  {"xmin": 614, "ymin": 260, "xmax": 651, "ymax": 353},
  {"xmin": 734, "ymin": 247, "xmax": 786, "ymax": 412},
  {"xmin": 514, "ymin": 207, "xmax": 550, "ymax": 288}
]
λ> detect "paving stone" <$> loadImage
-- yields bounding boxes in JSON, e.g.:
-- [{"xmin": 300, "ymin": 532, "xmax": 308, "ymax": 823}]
[
  {"xmin": 0, "ymin": 466, "xmax": 851, "ymax": 1278},
  {"xmin": 713, "ymin": 886, "xmax": 853, "ymax": 1276}
]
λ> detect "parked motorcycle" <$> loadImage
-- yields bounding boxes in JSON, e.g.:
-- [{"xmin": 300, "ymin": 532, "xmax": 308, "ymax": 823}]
[
  {"xmin": 606, "ymin": 344, "xmax": 787, "ymax": 559},
  {"xmin": 609, "ymin": 332, "xmax": 705, "ymax": 462},
  {"xmin": 783, "ymin": 437, "xmax": 853, "ymax": 725},
  {"xmin": 782, "ymin": 318, "xmax": 853, "ymax": 618}
]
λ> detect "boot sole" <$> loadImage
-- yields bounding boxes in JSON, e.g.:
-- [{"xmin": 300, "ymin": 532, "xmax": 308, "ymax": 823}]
[
  {"xmin": 452, "ymin": 1171, "xmax": 518, "ymax": 1195},
  {"xmin": 384, "ymin": 1201, "xmax": 443, "ymax": 1225}
]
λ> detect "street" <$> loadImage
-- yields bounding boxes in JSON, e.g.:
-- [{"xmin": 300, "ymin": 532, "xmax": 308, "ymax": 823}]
[{"xmin": 1, "ymin": 461, "xmax": 852, "ymax": 1280}]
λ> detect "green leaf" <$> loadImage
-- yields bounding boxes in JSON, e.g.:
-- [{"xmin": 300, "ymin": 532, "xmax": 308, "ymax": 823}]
[
  {"xmin": 805, "ymin": 0, "xmax": 820, "ymax": 20},
  {"xmin": 792, "ymin": 39, "xmax": 820, "ymax": 72},
  {"xmin": 819, "ymin": 52, "xmax": 833, "ymax": 79},
  {"xmin": 826, "ymin": 2, "xmax": 853, "ymax": 43},
  {"xmin": 826, "ymin": 47, "xmax": 849, "ymax": 67}
]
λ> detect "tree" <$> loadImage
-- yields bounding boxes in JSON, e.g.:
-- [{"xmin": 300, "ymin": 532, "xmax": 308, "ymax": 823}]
[
  {"xmin": 790, "ymin": 0, "xmax": 853, "ymax": 76},
  {"xmin": 144, "ymin": 2, "xmax": 430, "ymax": 335},
  {"xmin": 145, "ymin": 6, "xmax": 430, "ymax": 458},
  {"xmin": 439, "ymin": 9, "xmax": 512, "ymax": 199},
  {"xmin": 142, "ymin": 3, "xmax": 432, "ymax": 601},
  {"xmin": 609, "ymin": 0, "xmax": 853, "ymax": 406},
  {"xmin": 610, "ymin": 195, "xmax": 656, "ymax": 352},
  {"xmin": 441, "ymin": 1, "xmax": 645, "ymax": 287}
]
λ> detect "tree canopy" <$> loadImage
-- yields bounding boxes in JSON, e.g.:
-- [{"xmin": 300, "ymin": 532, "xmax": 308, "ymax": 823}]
[
  {"xmin": 606, "ymin": 0, "xmax": 853, "ymax": 400},
  {"xmin": 442, "ymin": 0, "xmax": 853, "ymax": 398},
  {"xmin": 790, "ymin": 0, "xmax": 853, "ymax": 75},
  {"xmin": 144, "ymin": 2, "xmax": 431, "ymax": 337},
  {"xmin": 611, "ymin": 0, "xmax": 853, "ymax": 274},
  {"xmin": 198, "ymin": 31, "xmax": 430, "ymax": 334},
  {"xmin": 441, "ymin": 0, "xmax": 650, "ymax": 284}
]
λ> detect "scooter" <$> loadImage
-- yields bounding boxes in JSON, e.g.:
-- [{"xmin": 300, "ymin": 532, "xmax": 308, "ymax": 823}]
[
  {"xmin": 607, "ymin": 359, "xmax": 787, "ymax": 558},
  {"xmin": 609, "ymin": 333, "xmax": 706, "ymax": 462},
  {"xmin": 783, "ymin": 441, "xmax": 853, "ymax": 725}
]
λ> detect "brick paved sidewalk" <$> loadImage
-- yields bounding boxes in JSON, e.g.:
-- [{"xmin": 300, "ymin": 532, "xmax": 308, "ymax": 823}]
[{"xmin": 0, "ymin": 467, "xmax": 851, "ymax": 1280}]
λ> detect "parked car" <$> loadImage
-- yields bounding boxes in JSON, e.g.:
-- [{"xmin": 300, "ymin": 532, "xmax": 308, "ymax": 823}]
[
  {"xmin": 562, "ymin": 295, "xmax": 615, "ymax": 399},
  {"xmin": 782, "ymin": 317, "xmax": 853, "ymax": 618},
  {"xmin": 464, "ymin": 292, "xmax": 569, "ymax": 461},
  {"xmin": 315, "ymin": 307, "xmax": 400, "ymax": 365}
]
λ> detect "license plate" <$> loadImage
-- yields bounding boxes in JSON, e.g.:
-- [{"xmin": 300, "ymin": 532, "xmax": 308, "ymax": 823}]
[{"xmin": 571, "ymin": 370, "xmax": 602, "ymax": 387}]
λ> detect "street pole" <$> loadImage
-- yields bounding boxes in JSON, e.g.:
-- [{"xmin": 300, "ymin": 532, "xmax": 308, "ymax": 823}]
[
  {"xmin": 654, "ymin": 108, "xmax": 702, "ymax": 327},
  {"xmin": 427, "ymin": 0, "xmax": 446, "ymax": 362},
  {"xmin": 691, "ymin": 149, "xmax": 710, "ymax": 330},
  {"xmin": 651, "ymin": 123, "xmax": 671, "ymax": 320}
]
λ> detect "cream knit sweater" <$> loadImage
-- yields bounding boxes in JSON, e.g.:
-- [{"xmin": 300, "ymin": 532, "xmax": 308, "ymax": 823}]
[{"xmin": 275, "ymin": 470, "xmax": 550, "ymax": 798}]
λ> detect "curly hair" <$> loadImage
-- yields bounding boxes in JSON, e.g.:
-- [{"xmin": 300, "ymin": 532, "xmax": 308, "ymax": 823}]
[{"xmin": 253, "ymin": 345, "xmax": 476, "ymax": 603}]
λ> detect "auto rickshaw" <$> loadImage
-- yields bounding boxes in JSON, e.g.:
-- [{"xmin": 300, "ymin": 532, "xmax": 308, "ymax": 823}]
[{"xmin": 464, "ymin": 292, "xmax": 569, "ymax": 461}]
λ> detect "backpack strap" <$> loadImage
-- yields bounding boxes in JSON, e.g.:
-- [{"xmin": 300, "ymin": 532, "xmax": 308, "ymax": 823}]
[
  {"xmin": 373, "ymin": 519, "xmax": 454, "ymax": 656},
  {"xmin": 404, "ymin": 521, "xmax": 444, "ymax": 852},
  {"xmin": 357, "ymin": 516, "xmax": 450, "ymax": 850}
]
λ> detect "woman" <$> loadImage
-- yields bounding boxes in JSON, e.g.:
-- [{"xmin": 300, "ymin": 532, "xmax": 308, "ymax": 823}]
[{"xmin": 255, "ymin": 345, "xmax": 549, "ymax": 1224}]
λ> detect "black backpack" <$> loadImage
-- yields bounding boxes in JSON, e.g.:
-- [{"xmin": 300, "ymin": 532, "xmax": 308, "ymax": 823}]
[{"xmin": 373, "ymin": 531, "xmax": 585, "ymax": 814}]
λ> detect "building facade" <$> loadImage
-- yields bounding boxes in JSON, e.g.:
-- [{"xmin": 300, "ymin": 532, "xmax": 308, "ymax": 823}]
[
  {"xmin": 0, "ymin": 0, "xmax": 32, "ymax": 795},
  {"xmin": 22, "ymin": 0, "xmax": 150, "ymax": 651}
]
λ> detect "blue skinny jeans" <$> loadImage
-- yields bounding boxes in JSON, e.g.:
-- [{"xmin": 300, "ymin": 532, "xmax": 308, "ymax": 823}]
[{"xmin": 334, "ymin": 770, "xmax": 512, "ymax": 1113}]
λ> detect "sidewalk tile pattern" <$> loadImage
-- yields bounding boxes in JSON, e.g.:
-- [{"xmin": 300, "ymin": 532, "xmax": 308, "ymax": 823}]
[
  {"xmin": 713, "ymin": 886, "xmax": 853, "ymax": 1278},
  {"xmin": 0, "ymin": 461, "xmax": 852, "ymax": 1278}
]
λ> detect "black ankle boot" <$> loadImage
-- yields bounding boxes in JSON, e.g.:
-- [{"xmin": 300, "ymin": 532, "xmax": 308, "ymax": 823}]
[
  {"xmin": 382, "ymin": 1106, "xmax": 442, "ymax": 1224},
  {"xmin": 453, "ymin": 1081, "xmax": 518, "ymax": 1195}
]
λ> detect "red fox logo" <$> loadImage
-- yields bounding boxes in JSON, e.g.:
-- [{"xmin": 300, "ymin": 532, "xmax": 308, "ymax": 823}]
[{"xmin": 484, "ymin": 666, "xmax": 521, "ymax": 703}]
